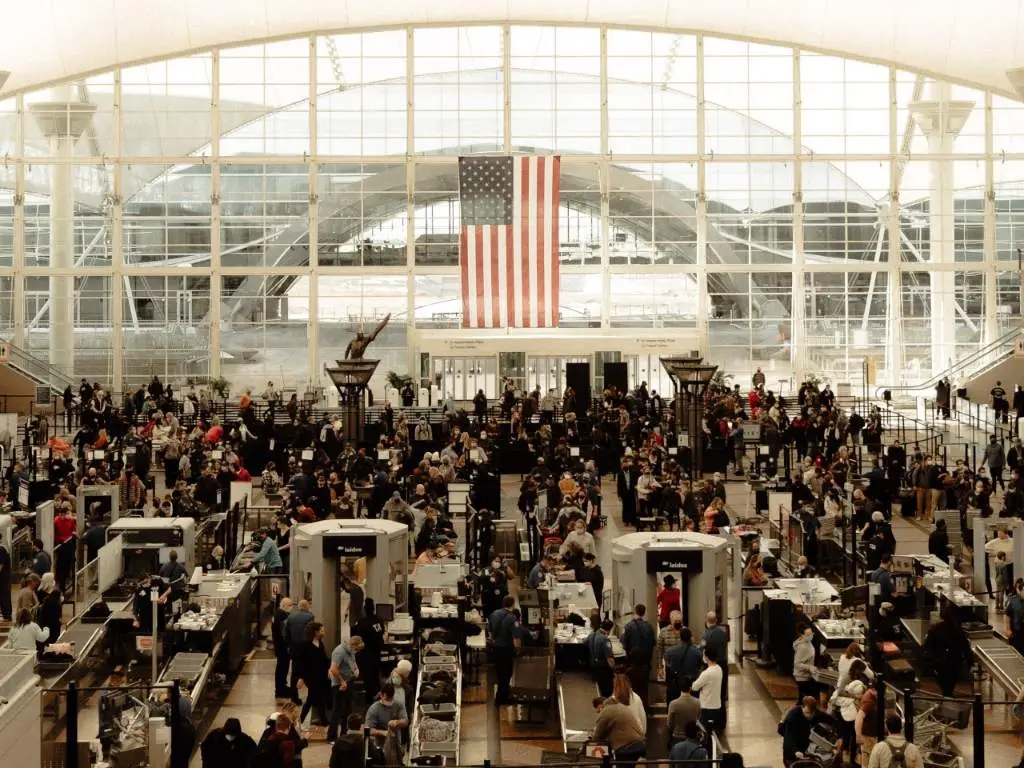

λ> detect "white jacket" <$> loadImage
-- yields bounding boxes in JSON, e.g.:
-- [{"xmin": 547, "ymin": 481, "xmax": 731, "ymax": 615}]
[{"xmin": 6, "ymin": 622, "xmax": 49, "ymax": 651}]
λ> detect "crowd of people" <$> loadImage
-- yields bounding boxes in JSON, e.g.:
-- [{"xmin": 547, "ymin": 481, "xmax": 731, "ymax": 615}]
[{"xmin": 5, "ymin": 367, "xmax": 1023, "ymax": 767}]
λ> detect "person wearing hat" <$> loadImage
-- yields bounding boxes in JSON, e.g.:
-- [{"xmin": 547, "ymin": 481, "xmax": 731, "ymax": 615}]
[
  {"xmin": 657, "ymin": 574, "xmax": 681, "ymax": 628},
  {"xmin": 588, "ymin": 619, "xmax": 617, "ymax": 697},
  {"xmin": 386, "ymin": 659, "xmax": 414, "ymax": 709},
  {"xmin": 200, "ymin": 717, "xmax": 258, "ymax": 766}
]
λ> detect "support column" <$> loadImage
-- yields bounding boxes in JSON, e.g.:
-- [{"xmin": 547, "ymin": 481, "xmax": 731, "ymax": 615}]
[
  {"xmin": 31, "ymin": 91, "xmax": 96, "ymax": 376},
  {"xmin": 982, "ymin": 92, "xmax": 999, "ymax": 346},
  {"xmin": 909, "ymin": 83, "xmax": 973, "ymax": 377},
  {"xmin": 886, "ymin": 68, "xmax": 905, "ymax": 382},
  {"xmin": 790, "ymin": 50, "xmax": 806, "ymax": 382},
  {"xmin": 12, "ymin": 92, "xmax": 25, "ymax": 350},
  {"xmin": 695, "ymin": 35, "xmax": 708, "ymax": 354}
]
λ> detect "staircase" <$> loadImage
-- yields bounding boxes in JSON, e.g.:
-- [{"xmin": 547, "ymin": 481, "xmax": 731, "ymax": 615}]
[
  {"xmin": 874, "ymin": 327, "xmax": 1024, "ymax": 404},
  {"xmin": 0, "ymin": 337, "xmax": 77, "ymax": 396}
]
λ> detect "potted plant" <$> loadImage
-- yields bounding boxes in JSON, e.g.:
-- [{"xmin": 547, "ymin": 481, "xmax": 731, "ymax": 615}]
[
  {"xmin": 209, "ymin": 376, "xmax": 231, "ymax": 400},
  {"xmin": 710, "ymin": 369, "xmax": 734, "ymax": 389},
  {"xmin": 386, "ymin": 371, "xmax": 414, "ymax": 390}
]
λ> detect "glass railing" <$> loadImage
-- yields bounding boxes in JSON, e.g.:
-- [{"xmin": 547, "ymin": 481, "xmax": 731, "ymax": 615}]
[
  {"xmin": 0, "ymin": 337, "xmax": 77, "ymax": 394},
  {"xmin": 874, "ymin": 326, "xmax": 1023, "ymax": 399}
]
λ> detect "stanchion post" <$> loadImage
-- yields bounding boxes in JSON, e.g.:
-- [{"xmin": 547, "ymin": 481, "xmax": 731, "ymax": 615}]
[
  {"xmin": 973, "ymin": 693, "xmax": 985, "ymax": 768},
  {"xmin": 874, "ymin": 674, "xmax": 886, "ymax": 742},
  {"xmin": 903, "ymin": 687, "xmax": 915, "ymax": 742},
  {"xmin": 67, "ymin": 680, "xmax": 79, "ymax": 768},
  {"xmin": 170, "ymin": 681, "xmax": 181, "ymax": 768}
]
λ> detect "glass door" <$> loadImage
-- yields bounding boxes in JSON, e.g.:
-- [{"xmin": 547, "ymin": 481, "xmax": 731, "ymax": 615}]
[
  {"xmin": 526, "ymin": 355, "xmax": 591, "ymax": 395},
  {"xmin": 432, "ymin": 356, "xmax": 498, "ymax": 400},
  {"xmin": 625, "ymin": 354, "xmax": 674, "ymax": 399}
]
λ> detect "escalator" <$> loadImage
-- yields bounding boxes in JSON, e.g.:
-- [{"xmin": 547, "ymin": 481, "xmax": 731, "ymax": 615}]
[{"xmin": 874, "ymin": 326, "xmax": 1023, "ymax": 402}]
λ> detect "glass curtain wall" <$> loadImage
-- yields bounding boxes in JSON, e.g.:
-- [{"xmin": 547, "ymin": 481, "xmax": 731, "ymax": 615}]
[{"xmin": 4, "ymin": 26, "xmax": 1024, "ymax": 395}]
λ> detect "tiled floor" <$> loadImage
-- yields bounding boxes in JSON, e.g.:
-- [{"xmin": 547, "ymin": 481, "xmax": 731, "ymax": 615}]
[{"xmin": 188, "ymin": 471, "xmax": 1024, "ymax": 767}]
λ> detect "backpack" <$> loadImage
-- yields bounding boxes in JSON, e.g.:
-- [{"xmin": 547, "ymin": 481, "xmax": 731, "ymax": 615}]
[{"xmin": 886, "ymin": 740, "xmax": 907, "ymax": 768}]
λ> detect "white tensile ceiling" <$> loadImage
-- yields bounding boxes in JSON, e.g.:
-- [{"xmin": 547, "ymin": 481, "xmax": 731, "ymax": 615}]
[{"xmin": 2, "ymin": 0, "xmax": 1023, "ymax": 97}]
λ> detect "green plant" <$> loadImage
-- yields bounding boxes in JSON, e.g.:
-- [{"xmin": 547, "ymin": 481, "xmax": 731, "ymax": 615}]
[
  {"xmin": 710, "ymin": 369, "xmax": 734, "ymax": 388},
  {"xmin": 209, "ymin": 376, "xmax": 231, "ymax": 398},
  {"xmin": 386, "ymin": 371, "xmax": 413, "ymax": 390}
]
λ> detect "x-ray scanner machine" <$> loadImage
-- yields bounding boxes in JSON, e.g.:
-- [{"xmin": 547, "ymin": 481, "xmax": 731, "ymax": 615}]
[
  {"xmin": 290, "ymin": 519, "xmax": 410, "ymax": 645},
  {"xmin": 611, "ymin": 531, "xmax": 737, "ymax": 637}
]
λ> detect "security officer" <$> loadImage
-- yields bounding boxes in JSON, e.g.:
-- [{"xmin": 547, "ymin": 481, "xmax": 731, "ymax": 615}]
[
  {"xmin": 588, "ymin": 619, "xmax": 616, "ymax": 697},
  {"xmin": 621, "ymin": 604, "xmax": 656, "ymax": 669},
  {"xmin": 480, "ymin": 557, "xmax": 510, "ymax": 619},
  {"xmin": 488, "ymin": 595, "xmax": 519, "ymax": 706},
  {"xmin": 158, "ymin": 549, "xmax": 190, "ymax": 608},
  {"xmin": 132, "ymin": 574, "xmax": 169, "ymax": 633},
  {"xmin": 353, "ymin": 598, "xmax": 386, "ymax": 700}
]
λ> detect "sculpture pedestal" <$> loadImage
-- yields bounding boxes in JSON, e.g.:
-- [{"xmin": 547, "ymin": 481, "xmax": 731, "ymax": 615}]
[{"xmin": 325, "ymin": 359, "xmax": 380, "ymax": 443}]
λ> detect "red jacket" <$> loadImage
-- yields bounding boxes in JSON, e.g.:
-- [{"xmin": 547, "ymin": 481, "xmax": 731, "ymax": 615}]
[
  {"xmin": 265, "ymin": 731, "xmax": 296, "ymax": 768},
  {"xmin": 54, "ymin": 515, "xmax": 77, "ymax": 545}
]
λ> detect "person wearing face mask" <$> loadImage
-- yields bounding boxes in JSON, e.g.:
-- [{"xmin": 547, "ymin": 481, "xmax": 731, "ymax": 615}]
[
  {"xmin": 480, "ymin": 557, "xmax": 510, "ymax": 619},
  {"xmin": 200, "ymin": 717, "xmax": 257, "ymax": 766}
]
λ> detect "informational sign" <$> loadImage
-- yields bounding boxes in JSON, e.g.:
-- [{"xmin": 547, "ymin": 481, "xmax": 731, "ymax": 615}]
[
  {"xmin": 35, "ymin": 385, "xmax": 51, "ymax": 405},
  {"xmin": 321, "ymin": 534, "xmax": 378, "ymax": 558},
  {"xmin": 645, "ymin": 548, "xmax": 703, "ymax": 574},
  {"xmin": 17, "ymin": 484, "xmax": 29, "ymax": 508}
]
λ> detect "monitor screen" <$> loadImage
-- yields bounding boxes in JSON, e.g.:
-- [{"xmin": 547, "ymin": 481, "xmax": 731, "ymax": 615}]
[{"xmin": 376, "ymin": 603, "xmax": 395, "ymax": 622}]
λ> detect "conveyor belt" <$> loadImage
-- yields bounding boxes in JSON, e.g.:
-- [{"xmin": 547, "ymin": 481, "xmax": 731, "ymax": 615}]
[
  {"xmin": 559, "ymin": 672, "xmax": 598, "ymax": 736},
  {"xmin": 972, "ymin": 637, "xmax": 1024, "ymax": 699},
  {"xmin": 510, "ymin": 654, "xmax": 553, "ymax": 701}
]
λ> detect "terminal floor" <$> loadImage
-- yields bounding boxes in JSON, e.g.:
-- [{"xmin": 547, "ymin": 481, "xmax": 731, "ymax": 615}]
[{"xmin": 40, "ymin": 466, "xmax": 1017, "ymax": 767}]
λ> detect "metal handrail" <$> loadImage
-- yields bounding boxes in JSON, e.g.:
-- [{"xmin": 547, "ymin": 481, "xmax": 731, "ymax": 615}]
[
  {"xmin": 874, "ymin": 327, "xmax": 1023, "ymax": 399},
  {"xmin": 0, "ymin": 336, "xmax": 77, "ymax": 394}
]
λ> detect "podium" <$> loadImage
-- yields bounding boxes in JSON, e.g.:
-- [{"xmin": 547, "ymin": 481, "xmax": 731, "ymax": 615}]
[{"xmin": 325, "ymin": 359, "xmax": 379, "ymax": 443}]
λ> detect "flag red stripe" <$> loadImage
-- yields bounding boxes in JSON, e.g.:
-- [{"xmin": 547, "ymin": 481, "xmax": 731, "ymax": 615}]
[
  {"xmin": 460, "ymin": 227, "xmax": 471, "ymax": 328},
  {"xmin": 474, "ymin": 226, "xmax": 485, "ymax": 329},
  {"xmin": 520, "ymin": 156, "xmax": 532, "ymax": 329},
  {"xmin": 490, "ymin": 226, "xmax": 500, "ymax": 328},
  {"xmin": 505, "ymin": 225, "xmax": 515, "ymax": 328},
  {"xmin": 535, "ymin": 157, "xmax": 547, "ymax": 328},
  {"xmin": 550, "ymin": 156, "xmax": 560, "ymax": 327}
]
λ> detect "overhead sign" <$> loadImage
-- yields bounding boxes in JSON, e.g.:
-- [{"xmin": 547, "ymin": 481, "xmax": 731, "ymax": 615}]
[
  {"xmin": 645, "ymin": 548, "xmax": 703, "ymax": 574},
  {"xmin": 322, "ymin": 534, "xmax": 378, "ymax": 558}
]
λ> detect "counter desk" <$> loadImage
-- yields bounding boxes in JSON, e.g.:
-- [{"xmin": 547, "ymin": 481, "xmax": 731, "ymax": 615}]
[
  {"xmin": 171, "ymin": 573, "xmax": 254, "ymax": 672},
  {"xmin": 813, "ymin": 618, "xmax": 866, "ymax": 647}
]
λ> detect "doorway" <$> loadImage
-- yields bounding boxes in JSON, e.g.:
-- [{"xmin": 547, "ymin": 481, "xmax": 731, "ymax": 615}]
[
  {"xmin": 526, "ymin": 355, "xmax": 592, "ymax": 396},
  {"xmin": 625, "ymin": 354, "xmax": 674, "ymax": 398},
  {"xmin": 432, "ymin": 356, "xmax": 498, "ymax": 401}
]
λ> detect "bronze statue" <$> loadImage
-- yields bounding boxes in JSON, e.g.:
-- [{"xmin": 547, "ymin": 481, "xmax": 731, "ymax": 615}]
[{"xmin": 344, "ymin": 313, "xmax": 391, "ymax": 360}]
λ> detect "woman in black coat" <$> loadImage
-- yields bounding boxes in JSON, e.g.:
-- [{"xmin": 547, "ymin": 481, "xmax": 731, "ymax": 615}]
[
  {"xmin": 292, "ymin": 621, "xmax": 330, "ymax": 728},
  {"xmin": 928, "ymin": 519, "xmax": 951, "ymax": 563},
  {"xmin": 37, "ymin": 588, "xmax": 62, "ymax": 654}
]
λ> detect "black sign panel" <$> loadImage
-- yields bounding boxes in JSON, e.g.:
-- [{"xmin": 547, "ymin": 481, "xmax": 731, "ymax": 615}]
[
  {"xmin": 120, "ymin": 528, "xmax": 185, "ymax": 547},
  {"xmin": 322, "ymin": 534, "xmax": 378, "ymax": 558},
  {"xmin": 645, "ymin": 548, "xmax": 703, "ymax": 574}
]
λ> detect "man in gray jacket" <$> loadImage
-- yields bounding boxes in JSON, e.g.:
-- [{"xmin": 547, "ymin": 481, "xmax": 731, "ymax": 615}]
[{"xmin": 985, "ymin": 434, "xmax": 1006, "ymax": 492}]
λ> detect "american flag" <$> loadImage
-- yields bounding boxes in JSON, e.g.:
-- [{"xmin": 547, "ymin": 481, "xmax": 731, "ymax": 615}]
[{"xmin": 459, "ymin": 155, "xmax": 560, "ymax": 328}]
